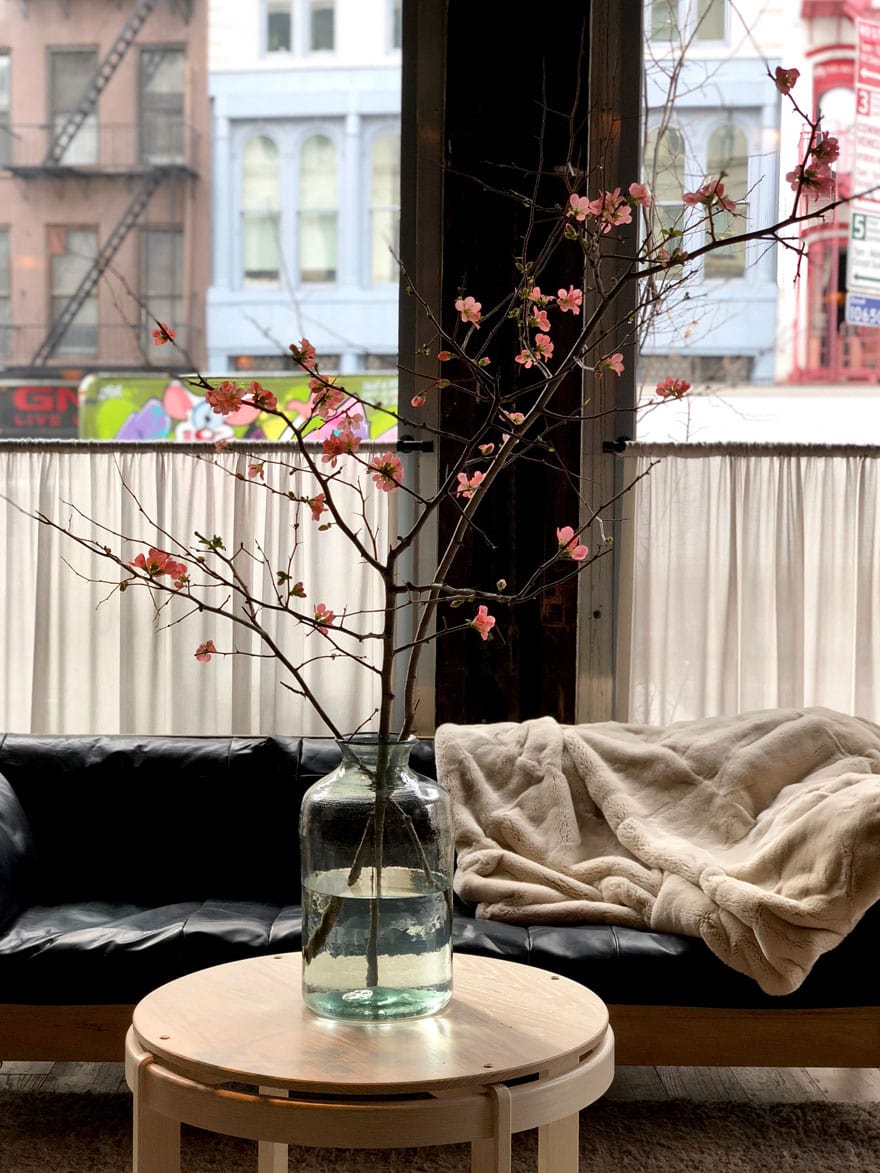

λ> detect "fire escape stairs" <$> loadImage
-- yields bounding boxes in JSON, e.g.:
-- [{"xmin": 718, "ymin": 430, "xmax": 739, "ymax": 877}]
[
  {"xmin": 43, "ymin": 0, "xmax": 160, "ymax": 166},
  {"xmin": 30, "ymin": 167, "xmax": 170, "ymax": 366}
]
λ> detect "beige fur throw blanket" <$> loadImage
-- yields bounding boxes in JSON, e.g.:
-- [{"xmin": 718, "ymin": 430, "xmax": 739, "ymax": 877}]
[{"xmin": 434, "ymin": 707, "xmax": 880, "ymax": 995}]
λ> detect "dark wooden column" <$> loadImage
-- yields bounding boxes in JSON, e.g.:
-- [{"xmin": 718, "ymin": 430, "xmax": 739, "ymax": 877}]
[{"xmin": 433, "ymin": 1, "xmax": 595, "ymax": 724}]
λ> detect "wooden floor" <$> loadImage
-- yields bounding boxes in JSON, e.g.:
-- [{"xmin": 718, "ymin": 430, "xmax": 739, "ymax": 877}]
[{"xmin": 3, "ymin": 1061, "xmax": 880, "ymax": 1103}]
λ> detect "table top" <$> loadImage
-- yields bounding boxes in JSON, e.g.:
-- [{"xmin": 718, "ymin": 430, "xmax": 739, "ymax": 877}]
[{"xmin": 132, "ymin": 952, "xmax": 609, "ymax": 1095}]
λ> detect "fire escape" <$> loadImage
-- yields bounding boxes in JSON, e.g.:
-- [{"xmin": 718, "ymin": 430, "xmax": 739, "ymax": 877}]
[{"xmin": 1, "ymin": 0, "xmax": 198, "ymax": 367}]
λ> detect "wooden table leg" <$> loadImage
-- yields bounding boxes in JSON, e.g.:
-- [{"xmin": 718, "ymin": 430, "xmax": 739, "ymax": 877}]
[
  {"xmin": 257, "ymin": 1087, "xmax": 289, "ymax": 1173},
  {"xmin": 132, "ymin": 1087, "xmax": 181, "ymax": 1172},
  {"xmin": 538, "ymin": 1112, "xmax": 579, "ymax": 1172},
  {"xmin": 470, "ymin": 1083, "xmax": 512, "ymax": 1173}
]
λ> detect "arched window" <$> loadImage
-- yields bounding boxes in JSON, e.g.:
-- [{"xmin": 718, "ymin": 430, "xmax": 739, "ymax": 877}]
[
  {"xmin": 704, "ymin": 124, "xmax": 748, "ymax": 279},
  {"xmin": 299, "ymin": 134, "xmax": 337, "ymax": 283},
  {"xmin": 370, "ymin": 132, "xmax": 400, "ymax": 284},
  {"xmin": 644, "ymin": 125, "xmax": 686, "ymax": 245},
  {"xmin": 242, "ymin": 136, "xmax": 281, "ymax": 286}
]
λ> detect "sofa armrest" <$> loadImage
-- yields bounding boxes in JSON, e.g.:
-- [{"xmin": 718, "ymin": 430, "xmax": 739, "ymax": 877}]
[{"xmin": 0, "ymin": 773, "xmax": 33, "ymax": 933}]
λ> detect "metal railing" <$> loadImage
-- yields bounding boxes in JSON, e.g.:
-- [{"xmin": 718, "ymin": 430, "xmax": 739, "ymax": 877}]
[{"xmin": 0, "ymin": 121, "xmax": 200, "ymax": 174}]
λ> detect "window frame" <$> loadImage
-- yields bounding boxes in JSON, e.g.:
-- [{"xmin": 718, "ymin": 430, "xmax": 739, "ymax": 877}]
[
  {"xmin": 48, "ymin": 46, "xmax": 99, "ymax": 165},
  {"xmin": 48, "ymin": 224, "xmax": 98, "ymax": 356},
  {"xmin": 138, "ymin": 45, "xmax": 186, "ymax": 166},
  {"xmin": 241, "ymin": 133, "xmax": 282, "ymax": 288},
  {"xmin": 140, "ymin": 225, "xmax": 184, "ymax": 351},
  {"xmin": 648, "ymin": 0, "xmax": 728, "ymax": 46},
  {"xmin": 366, "ymin": 124, "xmax": 401, "ymax": 286},
  {"xmin": 0, "ymin": 226, "xmax": 10, "ymax": 360},
  {"xmin": 296, "ymin": 127, "xmax": 340, "ymax": 285},
  {"xmin": 0, "ymin": 50, "xmax": 10, "ymax": 168}
]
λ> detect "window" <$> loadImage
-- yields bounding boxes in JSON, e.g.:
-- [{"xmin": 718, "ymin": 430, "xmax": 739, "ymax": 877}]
[
  {"xmin": 299, "ymin": 134, "xmax": 337, "ymax": 282},
  {"xmin": 0, "ymin": 52, "xmax": 10, "ymax": 167},
  {"xmin": 309, "ymin": 0, "xmax": 334, "ymax": 52},
  {"xmin": 49, "ymin": 227, "xmax": 97, "ymax": 355},
  {"xmin": 703, "ymin": 124, "xmax": 748, "ymax": 279},
  {"xmin": 644, "ymin": 124, "xmax": 686, "ymax": 244},
  {"xmin": 242, "ymin": 136, "xmax": 281, "ymax": 286},
  {"xmin": 141, "ymin": 228, "xmax": 183, "ymax": 349},
  {"xmin": 370, "ymin": 132, "xmax": 400, "ymax": 284},
  {"xmin": 0, "ymin": 228, "xmax": 9, "ymax": 359},
  {"xmin": 50, "ymin": 49, "xmax": 98, "ymax": 165},
  {"xmin": 266, "ymin": 0, "xmax": 291, "ymax": 52},
  {"xmin": 650, "ymin": 0, "xmax": 726, "ymax": 43},
  {"xmin": 390, "ymin": 0, "xmax": 402, "ymax": 51},
  {"xmin": 140, "ymin": 48, "xmax": 184, "ymax": 164}
]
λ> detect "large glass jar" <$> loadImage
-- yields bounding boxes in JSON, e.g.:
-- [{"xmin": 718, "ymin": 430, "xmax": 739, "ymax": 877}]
[{"xmin": 299, "ymin": 736, "xmax": 454, "ymax": 1021}]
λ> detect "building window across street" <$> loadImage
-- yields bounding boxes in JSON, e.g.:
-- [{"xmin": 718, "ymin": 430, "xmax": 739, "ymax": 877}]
[
  {"xmin": 49, "ymin": 48, "xmax": 98, "ymax": 165},
  {"xmin": 0, "ymin": 228, "xmax": 10, "ymax": 359},
  {"xmin": 242, "ymin": 135, "xmax": 281, "ymax": 286},
  {"xmin": 141, "ymin": 227, "xmax": 183, "ymax": 351},
  {"xmin": 299, "ymin": 133, "xmax": 337, "ymax": 282},
  {"xmin": 0, "ymin": 51, "xmax": 10, "ymax": 167},
  {"xmin": 140, "ymin": 48, "xmax": 185, "ymax": 164},
  {"xmin": 650, "ymin": 0, "xmax": 726, "ymax": 43},
  {"xmin": 49, "ymin": 226, "xmax": 98, "ymax": 355}
]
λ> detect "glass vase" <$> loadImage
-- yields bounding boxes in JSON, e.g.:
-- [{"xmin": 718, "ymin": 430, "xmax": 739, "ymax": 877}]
[{"xmin": 299, "ymin": 735, "xmax": 454, "ymax": 1021}]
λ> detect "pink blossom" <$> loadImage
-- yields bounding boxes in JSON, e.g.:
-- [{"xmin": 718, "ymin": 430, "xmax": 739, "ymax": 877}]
[
  {"xmin": 205, "ymin": 380, "xmax": 245, "ymax": 416},
  {"xmin": 528, "ymin": 286, "xmax": 554, "ymax": 306},
  {"xmin": 478, "ymin": 442, "xmax": 495, "ymax": 456},
  {"xmin": 567, "ymin": 193, "xmax": 592, "ymax": 221},
  {"xmin": 628, "ymin": 182, "xmax": 653, "ymax": 208},
  {"xmin": 313, "ymin": 602, "xmax": 335, "ymax": 635},
  {"xmin": 529, "ymin": 308, "xmax": 551, "ymax": 331},
  {"xmin": 320, "ymin": 419, "xmax": 362, "ymax": 466},
  {"xmin": 503, "ymin": 411, "xmax": 525, "ymax": 426},
  {"xmin": 245, "ymin": 381, "xmax": 277, "ymax": 411},
  {"xmin": 683, "ymin": 180, "xmax": 736, "ymax": 213},
  {"xmin": 248, "ymin": 462, "xmax": 264, "ymax": 480},
  {"xmin": 598, "ymin": 352, "xmax": 624, "ymax": 376},
  {"xmin": 370, "ymin": 451, "xmax": 404, "ymax": 493},
  {"xmin": 151, "ymin": 323, "xmax": 175, "ymax": 345},
  {"xmin": 437, "ymin": 350, "xmax": 453, "ymax": 362},
  {"xmin": 290, "ymin": 338, "xmax": 318, "ymax": 370},
  {"xmin": 469, "ymin": 604, "xmax": 496, "ymax": 641},
  {"xmin": 455, "ymin": 295, "xmax": 482, "ymax": 327},
  {"xmin": 556, "ymin": 285, "xmax": 583, "ymax": 314},
  {"xmin": 309, "ymin": 492, "xmax": 327, "ymax": 521},
  {"xmin": 655, "ymin": 376, "xmax": 691, "ymax": 399},
  {"xmin": 556, "ymin": 525, "xmax": 589, "ymax": 561},
  {"xmin": 786, "ymin": 162, "xmax": 835, "ymax": 201},
  {"xmin": 308, "ymin": 377, "xmax": 346, "ymax": 417},
  {"xmin": 194, "ymin": 640, "xmax": 217, "ymax": 663},
  {"xmin": 592, "ymin": 188, "xmax": 633, "ymax": 233},
  {"xmin": 456, "ymin": 470, "xmax": 486, "ymax": 499},
  {"xmin": 515, "ymin": 348, "xmax": 537, "ymax": 368},
  {"xmin": 811, "ymin": 134, "xmax": 840, "ymax": 165},
  {"xmin": 774, "ymin": 66, "xmax": 800, "ymax": 95},
  {"xmin": 411, "ymin": 393, "xmax": 427, "ymax": 407},
  {"xmin": 130, "ymin": 547, "xmax": 188, "ymax": 588}
]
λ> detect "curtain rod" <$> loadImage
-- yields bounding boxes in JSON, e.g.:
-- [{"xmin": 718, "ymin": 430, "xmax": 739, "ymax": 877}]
[{"xmin": 624, "ymin": 441, "xmax": 880, "ymax": 458}]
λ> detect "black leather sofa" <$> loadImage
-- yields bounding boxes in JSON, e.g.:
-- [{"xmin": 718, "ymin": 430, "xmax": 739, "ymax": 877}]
[{"xmin": 1, "ymin": 733, "xmax": 878, "ymax": 1066}]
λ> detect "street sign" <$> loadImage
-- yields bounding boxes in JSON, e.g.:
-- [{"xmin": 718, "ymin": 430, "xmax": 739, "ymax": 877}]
[
  {"xmin": 846, "ymin": 292, "xmax": 880, "ymax": 328},
  {"xmin": 847, "ymin": 208, "xmax": 880, "ymax": 292}
]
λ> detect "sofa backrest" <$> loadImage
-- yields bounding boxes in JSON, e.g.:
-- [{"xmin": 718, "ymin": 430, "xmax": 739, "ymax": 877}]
[{"xmin": 0, "ymin": 734, "xmax": 437, "ymax": 907}]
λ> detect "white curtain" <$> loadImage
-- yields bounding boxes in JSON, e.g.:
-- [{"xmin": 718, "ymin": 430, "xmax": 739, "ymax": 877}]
[
  {"xmin": 617, "ymin": 443, "xmax": 880, "ymax": 726},
  {"xmin": 0, "ymin": 442, "xmax": 390, "ymax": 736}
]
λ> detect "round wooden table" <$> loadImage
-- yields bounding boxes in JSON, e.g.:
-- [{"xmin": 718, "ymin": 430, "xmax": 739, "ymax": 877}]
[{"xmin": 125, "ymin": 951, "xmax": 614, "ymax": 1173}]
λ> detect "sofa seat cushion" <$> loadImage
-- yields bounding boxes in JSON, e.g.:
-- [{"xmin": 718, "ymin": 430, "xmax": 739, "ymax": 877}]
[
  {"xmin": 0, "ymin": 901, "xmax": 302, "ymax": 1004},
  {"xmin": 452, "ymin": 904, "xmax": 880, "ymax": 1010}
]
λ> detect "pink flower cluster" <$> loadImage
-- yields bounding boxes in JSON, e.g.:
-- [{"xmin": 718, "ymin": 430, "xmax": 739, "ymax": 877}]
[
  {"xmin": 655, "ymin": 376, "xmax": 691, "ymax": 400},
  {"xmin": 786, "ymin": 131, "xmax": 839, "ymax": 204},
  {"xmin": 205, "ymin": 379, "xmax": 277, "ymax": 416},
  {"xmin": 370, "ymin": 452, "xmax": 404, "ymax": 493},
  {"xmin": 321, "ymin": 416, "xmax": 363, "ymax": 466},
  {"xmin": 130, "ymin": 547, "xmax": 188, "ymax": 589},
  {"xmin": 682, "ymin": 180, "xmax": 736, "ymax": 213},
  {"xmin": 469, "ymin": 604, "xmax": 496, "ymax": 641},
  {"xmin": 567, "ymin": 182, "xmax": 651, "ymax": 235}
]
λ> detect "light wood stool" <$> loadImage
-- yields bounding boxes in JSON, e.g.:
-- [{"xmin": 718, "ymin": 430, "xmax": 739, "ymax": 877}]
[{"xmin": 125, "ymin": 951, "xmax": 614, "ymax": 1173}]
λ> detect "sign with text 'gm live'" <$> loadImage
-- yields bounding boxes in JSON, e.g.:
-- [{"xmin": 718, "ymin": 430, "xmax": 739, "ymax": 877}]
[{"xmin": 847, "ymin": 18, "xmax": 880, "ymax": 325}]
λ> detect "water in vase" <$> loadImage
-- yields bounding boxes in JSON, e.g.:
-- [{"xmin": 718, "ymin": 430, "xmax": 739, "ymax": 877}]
[{"xmin": 302, "ymin": 864, "xmax": 453, "ymax": 1021}]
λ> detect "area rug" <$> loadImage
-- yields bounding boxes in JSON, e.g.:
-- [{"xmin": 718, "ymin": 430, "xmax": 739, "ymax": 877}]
[{"xmin": 1, "ymin": 1090, "xmax": 879, "ymax": 1172}]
